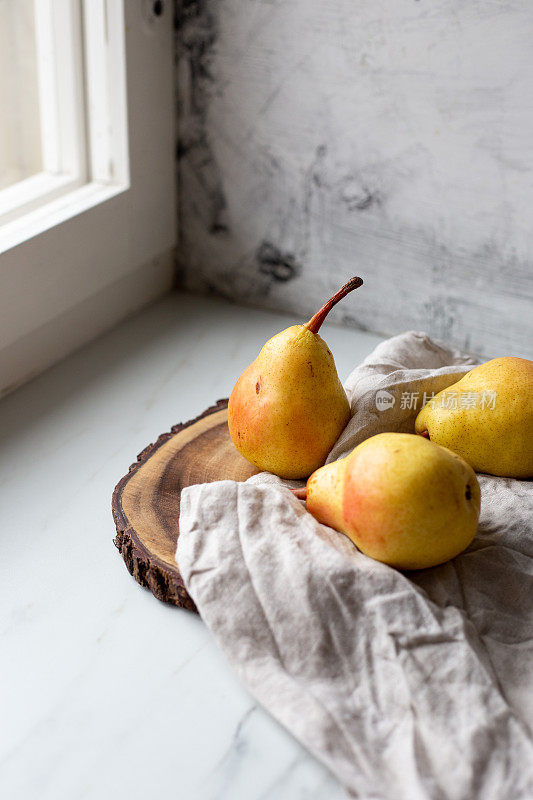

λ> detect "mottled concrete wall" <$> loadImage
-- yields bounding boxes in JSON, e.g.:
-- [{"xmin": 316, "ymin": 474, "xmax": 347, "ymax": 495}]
[{"xmin": 176, "ymin": 0, "xmax": 533, "ymax": 358}]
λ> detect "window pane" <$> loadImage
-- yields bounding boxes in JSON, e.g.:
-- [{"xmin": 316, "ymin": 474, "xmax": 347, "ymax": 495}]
[{"xmin": 0, "ymin": 0, "xmax": 42, "ymax": 190}]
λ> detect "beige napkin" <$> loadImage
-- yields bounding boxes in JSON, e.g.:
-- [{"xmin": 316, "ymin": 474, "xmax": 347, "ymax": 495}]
[{"xmin": 177, "ymin": 332, "xmax": 533, "ymax": 799}]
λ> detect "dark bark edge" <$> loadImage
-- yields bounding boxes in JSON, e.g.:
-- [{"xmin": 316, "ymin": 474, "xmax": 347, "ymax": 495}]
[{"xmin": 111, "ymin": 399, "xmax": 229, "ymax": 612}]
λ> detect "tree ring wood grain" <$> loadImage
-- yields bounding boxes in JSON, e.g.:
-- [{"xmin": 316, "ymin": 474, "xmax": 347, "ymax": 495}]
[{"xmin": 112, "ymin": 400, "xmax": 259, "ymax": 610}]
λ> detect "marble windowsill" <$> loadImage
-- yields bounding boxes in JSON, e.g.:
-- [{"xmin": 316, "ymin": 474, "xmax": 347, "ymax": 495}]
[{"xmin": 0, "ymin": 291, "xmax": 383, "ymax": 800}]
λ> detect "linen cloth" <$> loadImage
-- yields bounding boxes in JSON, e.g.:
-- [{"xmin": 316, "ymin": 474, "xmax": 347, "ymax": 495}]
[{"xmin": 177, "ymin": 332, "xmax": 533, "ymax": 799}]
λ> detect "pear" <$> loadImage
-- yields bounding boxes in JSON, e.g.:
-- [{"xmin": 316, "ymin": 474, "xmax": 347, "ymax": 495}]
[
  {"xmin": 415, "ymin": 357, "xmax": 533, "ymax": 478},
  {"xmin": 228, "ymin": 277, "xmax": 363, "ymax": 479},
  {"xmin": 297, "ymin": 433, "xmax": 480, "ymax": 570}
]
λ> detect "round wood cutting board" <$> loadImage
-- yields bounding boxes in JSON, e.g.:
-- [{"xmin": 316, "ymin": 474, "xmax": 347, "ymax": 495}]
[{"xmin": 112, "ymin": 400, "xmax": 258, "ymax": 610}]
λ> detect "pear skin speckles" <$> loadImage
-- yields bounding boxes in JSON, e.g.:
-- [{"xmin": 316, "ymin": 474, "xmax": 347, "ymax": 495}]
[
  {"xmin": 415, "ymin": 357, "xmax": 533, "ymax": 478},
  {"xmin": 228, "ymin": 324, "xmax": 350, "ymax": 479},
  {"xmin": 306, "ymin": 433, "xmax": 480, "ymax": 570}
]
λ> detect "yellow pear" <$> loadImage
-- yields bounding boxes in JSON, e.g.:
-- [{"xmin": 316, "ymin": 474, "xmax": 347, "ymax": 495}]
[
  {"xmin": 415, "ymin": 357, "xmax": 533, "ymax": 478},
  {"xmin": 298, "ymin": 433, "xmax": 480, "ymax": 569},
  {"xmin": 228, "ymin": 277, "xmax": 363, "ymax": 479}
]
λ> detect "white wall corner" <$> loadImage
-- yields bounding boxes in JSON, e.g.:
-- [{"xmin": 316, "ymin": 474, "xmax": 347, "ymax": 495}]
[{"xmin": 0, "ymin": 248, "xmax": 176, "ymax": 398}]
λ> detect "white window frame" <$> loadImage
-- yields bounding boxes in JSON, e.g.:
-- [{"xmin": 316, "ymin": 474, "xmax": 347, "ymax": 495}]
[
  {"xmin": 0, "ymin": 0, "xmax": 128, "ymax": 243},
  {"xmin": 0, "ymin": 0, "xmax": 177, "ymax": 395},
  {"xmin": 0, "ymin": 0, "xmax": 87, "ymax": 228}
]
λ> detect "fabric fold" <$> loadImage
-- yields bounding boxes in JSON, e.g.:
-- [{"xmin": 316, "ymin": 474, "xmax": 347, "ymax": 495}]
[{"xmin": 177, "ymin": 331, "xmax": 533, "ymax": 799}]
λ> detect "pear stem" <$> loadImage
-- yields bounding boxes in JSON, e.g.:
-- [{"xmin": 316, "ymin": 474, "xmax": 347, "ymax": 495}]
[
  {"xmin": 291, "ymin": 487, "xmax": 307, "ymax": 500},
  {"xmin": 305, "ymin": 276, "xmax": 363, "ymax": 334}
]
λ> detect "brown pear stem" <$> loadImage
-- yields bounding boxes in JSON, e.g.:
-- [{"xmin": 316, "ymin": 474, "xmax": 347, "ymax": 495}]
[
  {"xmin": 418, "ymin": 429, "xmax": 430, "ymax": 439},
  {"xmin": 291, "ymin": 487, "xmax": 307, "ymax": 501},
  {"xmin": 305, "ymin": 276, "xmax": 363, "ymax": 334}
]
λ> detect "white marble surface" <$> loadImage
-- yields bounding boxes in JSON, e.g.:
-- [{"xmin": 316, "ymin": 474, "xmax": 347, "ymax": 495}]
[{"xmin": 0, "ymin": 291, "xmax": 383, "ymax": 800}]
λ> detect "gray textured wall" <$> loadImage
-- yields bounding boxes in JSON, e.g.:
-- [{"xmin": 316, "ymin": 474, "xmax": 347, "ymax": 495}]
[{"xmin": 176, "ymin": 0, "xmax": 533, "ymax": 358}]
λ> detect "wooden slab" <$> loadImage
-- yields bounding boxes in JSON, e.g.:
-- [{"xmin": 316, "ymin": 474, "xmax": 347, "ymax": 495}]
[{"xmin": 112, "ymin": 400, "xmax": 258, "ymax": 610}]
